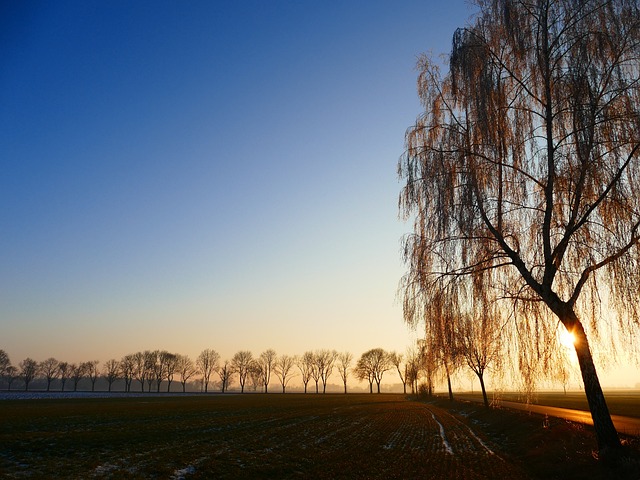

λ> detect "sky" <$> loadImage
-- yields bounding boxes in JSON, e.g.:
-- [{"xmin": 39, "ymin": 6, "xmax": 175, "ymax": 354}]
[{"xmin": 1, "ymin": 1, "xmax": 637, "ymax": 389}]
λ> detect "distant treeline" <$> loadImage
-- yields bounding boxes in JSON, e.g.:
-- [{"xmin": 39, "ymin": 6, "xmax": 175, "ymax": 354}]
[{"xmin": 0, "ymin": 347, "xmax": 423, "ymax": 395}]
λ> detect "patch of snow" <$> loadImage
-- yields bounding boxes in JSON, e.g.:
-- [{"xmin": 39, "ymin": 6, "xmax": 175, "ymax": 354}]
[
  {"xmin": 383, "ymin": 430, "xmax": 402, "ymax": 450},
  {"xmin": 93, "ymin": 463, "xmax": 118, "ymax": 476},
  {"xmin": 444, "ymin": 408, "xmax": 500, "ymax": 458},
  {"xmin": 171, "ymin": 465, "xmax": 195, "ymax": 480},
  {"xmin": 464, "ymin": 425, "xmax": 495, "ymax": 455},
  {"xmin": 430, "ymin": 412, "xmax": 454, "ymax": 455}
]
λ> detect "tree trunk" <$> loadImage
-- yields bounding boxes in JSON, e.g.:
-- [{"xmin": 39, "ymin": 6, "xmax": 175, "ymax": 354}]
[
  {"xmin": 477, "ymin": 372, "xmax": 488, "ymax": 408},
  {"xmin": 446, "ymin": 368, "xmax": 453, "ymax": 401},
  {"xmin": 571, "ymin": 318, "xmax": 621, "ymax": 454}
]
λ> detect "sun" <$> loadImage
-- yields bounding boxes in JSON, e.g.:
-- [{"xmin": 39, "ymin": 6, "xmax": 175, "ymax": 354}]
[{"xmin": 559, "ymin": 329, "xmax": 576, "ymax": 348}]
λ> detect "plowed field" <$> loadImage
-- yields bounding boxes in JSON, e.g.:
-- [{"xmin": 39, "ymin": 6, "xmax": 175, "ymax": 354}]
[{"xmin": 1, "ymin": 394, "xmax": 529, "ymax": 479}]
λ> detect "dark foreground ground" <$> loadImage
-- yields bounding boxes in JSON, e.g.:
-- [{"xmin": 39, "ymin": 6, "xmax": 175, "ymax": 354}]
[{"xmin": 0, "ymin": 393, "xmax": 638, "ymax": 479}]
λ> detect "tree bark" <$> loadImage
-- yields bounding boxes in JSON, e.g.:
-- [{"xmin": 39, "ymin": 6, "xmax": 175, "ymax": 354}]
[{"xmin": 570, "ymin": 317, "xmax": 621, "ymax": 454}]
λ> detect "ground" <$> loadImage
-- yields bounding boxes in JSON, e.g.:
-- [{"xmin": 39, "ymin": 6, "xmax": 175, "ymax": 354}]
[{"xmin": 0, "ymin": 393, "xmax": 638, "ymax": 479}]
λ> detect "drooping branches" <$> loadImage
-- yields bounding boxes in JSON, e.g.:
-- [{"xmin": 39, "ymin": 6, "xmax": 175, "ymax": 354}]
[{"xmin": 399, "ymin": 0, "xmax": 640, "ymax": 454}]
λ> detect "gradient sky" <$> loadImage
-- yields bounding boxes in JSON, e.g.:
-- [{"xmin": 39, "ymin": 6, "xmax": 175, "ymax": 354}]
[{"xmin": 1, "ymin": 1, "xmax": 636, "ymax": 388}]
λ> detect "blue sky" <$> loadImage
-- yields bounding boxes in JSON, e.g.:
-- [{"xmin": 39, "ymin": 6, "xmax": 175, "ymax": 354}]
[
  {"xmin": 3, "ymin": 0, "xmax": 633, "ymax": 388},
  {"xmin": 3, "ymin": 1, "xmax": 481, "ymax": 368}
]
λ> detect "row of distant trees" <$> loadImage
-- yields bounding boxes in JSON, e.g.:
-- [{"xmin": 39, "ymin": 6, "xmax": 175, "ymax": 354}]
[{"xmin": 0, "ymin": 347, "xmax": 431, "ymax": 395}]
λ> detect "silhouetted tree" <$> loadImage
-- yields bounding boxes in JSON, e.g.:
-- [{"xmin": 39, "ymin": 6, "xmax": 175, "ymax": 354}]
[
  {"xmin": 274, "ymin": 354, "xmax": 296, "ymax": 393},
  {"xmin": 5, "ymin": 365, "xmax": 18, "ymax": 391},
  {"xmin": 131, "ymin": 352, "xmax": 147, "ymax": 392},
  {"xmin": 398, "ymin": 0, "xmax": 640, "ymax": 454},
  {"xmin": 57, "ymin": 362, "xmax": 70, "ymax": 391},
  {"xmin": 458, "ymin": 307, "xmax": 504, "ymax": 408},
  {"xmin": 152, "ymin": 351, "xmax": 165, "ymax": 392},
  {"xmin": 248, "ymin": 361, "xmax": 262, "ymax": 392},
  {"xmin": 85, "ymin": 360, "xmax": 100, "ymax": 392},
  {"xmin": 39, "ymin": 357, "xmax": 59, "ymax": 391},
  {"xmin": 337, "ymin": 352, "xmax": 353, "ymax": 394},
  {"xmin": 119, "ymin": 355, "xmax": 135, "ymax": 392},
  {"xmin": 19, "ymin": 358, "xmax": 38, "ymax": 391},
  {"xmin": 0, "ymin": 350, "xmax": 11, "ymax": 386},
  {"xmin": 143, "ymin": 351, "xmax": 157, "ymax": 392},
  {"xmin": 389, "ymin": 352, "xmax": 407, "ymax": 394},
  {"xmin": 217, "ymin": 360, "xmax": 233, "ymax": 393},
  {"xmin": 103, "ymin": 359, "xmax": 120, "ymax": 392},
  {"xmin": 356, "ymin": 349, "xmax": 391, "ymax": 393},
  {"xmin": 256, "ymin": 349, "xmax": 277, "ymax": 393},
  {"xmin": 425, "ymin": 292, "xmax": 464, "ymax": 402},
  {"xmin": 161, "ymin": 351, "xmax": 178, "ymax": 392},
  {"xmin": 355, "ymin": 355, "xmax": 375, "ymax": 393},
  {"xmin": 196, "ymin": 349, "xmax": 220, "ymax": 393},
  {"xmin": 297, "ymin": 351, "xmax": 314, "ymax": 393},
  {"xmin": 69, "ymin": 363, "xmax": 86, "ymax": 391},
  {"xmin": 316, "ymin": 349, "xmax": 338, "ymax": 394},
  {"xmin": 231, "ymin": 350, "xmax": 253, "ymax": 393},
  {"xmin": 176, "ymin": 354, "xmax": 197, "ymax": 393},
  {"xmin": 404, "ymin": 346, "xmax": 421, "ymax": 394},
  {"xmin": 417, "ymin": 340, "xmax": 438, "ymax": 397},
  {"xmin": 310, "ymin": 352, "xmax": 322, "ymax": 394}
]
